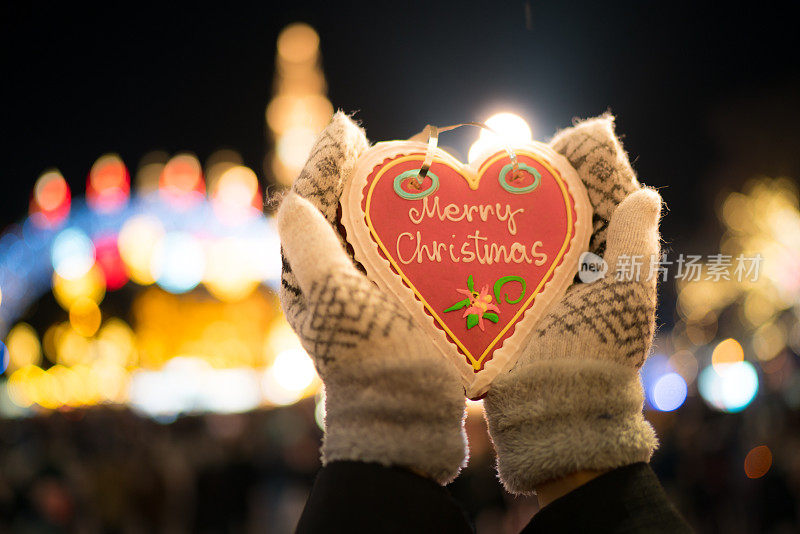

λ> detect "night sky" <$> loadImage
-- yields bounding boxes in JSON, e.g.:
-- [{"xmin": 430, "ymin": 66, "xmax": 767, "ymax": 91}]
[{"xmin": 3, "ymin": 1, "xmax": 799, "ymax": 249}]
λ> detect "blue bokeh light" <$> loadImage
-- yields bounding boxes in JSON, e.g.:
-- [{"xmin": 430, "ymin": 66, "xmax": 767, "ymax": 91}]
[
  {"xmin": 698, "ymin": 361, "xmax": 759, "ymax": 413},
  {"xmin": 51, "ymin": 227, "xmax": 95, "ymax": 279},
  {"xmin": 0, "ymin": 340, "xmax": 9, "ymax": 374},
  {"xmin": 151, "ymin": 232, "xmax": 205, "ymax": 294},
  {"xmin": 652, "ymin": 372, "xmax": 688, "ymax": 411}
]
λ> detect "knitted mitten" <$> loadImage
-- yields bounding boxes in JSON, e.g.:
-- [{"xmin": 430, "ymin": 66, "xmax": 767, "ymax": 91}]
[
  {"xmin": 278, "ymin": 112, "xmax": 468, "ymax": 485},
  {"xmin": 483, "ymin": 115, "xmax": 661, "ymax": 493}
]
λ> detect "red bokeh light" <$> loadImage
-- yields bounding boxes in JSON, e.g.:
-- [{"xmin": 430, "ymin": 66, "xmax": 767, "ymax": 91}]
[
  {"xmin": 87, "ymin": 155, "xmax": 131, "ymax": 213},
  {"xmin": 93, "ymin": 234, "xmax": 129, "ymax": 291}
]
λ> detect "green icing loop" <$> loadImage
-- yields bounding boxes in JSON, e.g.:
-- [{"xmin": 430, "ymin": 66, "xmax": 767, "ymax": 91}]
[
  {"xmin": 493, "ymin": 275, "xmax": 526, "ymax": 305},
  {"xmin": 499, "ymin": 163, "xmax": 540, "ymax": 194},
  {"xmin": 393, "ymin": 169, "xmax": 440, "ymax": 200}
]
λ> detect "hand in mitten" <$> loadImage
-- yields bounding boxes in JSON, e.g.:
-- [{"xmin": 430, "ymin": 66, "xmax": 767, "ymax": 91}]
[
  {"xmin": 484, "ymin": 115, "xmax": 661, "ymax": 494},
  {"xmin": 278, "ymin": 112, "xmax": 468, "ymax": 485}
]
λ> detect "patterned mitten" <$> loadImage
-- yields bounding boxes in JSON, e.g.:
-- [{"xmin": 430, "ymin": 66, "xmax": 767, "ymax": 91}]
[
  {"xmin": 483, "ymin": 115, "xmax": 661, "ymax": 493},
  {"xmin": 278, "ymin": 112, "xmax": 468, "ymax": 485}
]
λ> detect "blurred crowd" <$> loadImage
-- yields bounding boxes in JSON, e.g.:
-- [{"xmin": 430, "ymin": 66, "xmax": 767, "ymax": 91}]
[
  {"xmin": 1, "ymin": 392, "xmax": 798, "ymax": 533},
  {"xmin": 0, "ymin": 403, "xmax": 319, "ymax": 533}
]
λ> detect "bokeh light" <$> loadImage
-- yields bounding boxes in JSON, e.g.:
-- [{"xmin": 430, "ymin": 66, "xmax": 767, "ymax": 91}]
[
  {"xmin": 1, "ymin": 340, "xmax": 10, "ymax": 374},
  {"xmin": 118, "ymin": 215, "xmax": 165, "ymax": 285},
  {"xmin": 711, "ymin": 338, "xmax": 744, "ymax": 370},
  {"xmin": 204, "ymin": 238, "xmax": 261, "ymax": 302},
  {"xmin": 752, "ymin": 321, "xmax": 786, "ymax": 362},
  {"xmin": 53, "ymin": 264, "xmax": 106, "ymax": 310},
  {"xmin": 468, "ymin": 112, "xmax": 533, "ymax": 162},
  {"xmin": 276, "ymin": 128, "xmax": 318, "ymax": 172},
  {"xmin": 267, "ymin": 22, "xmax": 331, "ymax": 185},
  {"xmin": 150, "ymin": 232, "xmax": 205, "ymax": 294},
  {"xmin": 87, "ymin": 154, "xmax": 131, "ymax": 212},
  {"xmin": 267, "ymin": 94, "xmax": 333, "ymax": 136},
  {"xmin": 159, "ymin": 153, "xmax": 205, "ymax": 207},
  {"xmin": 94, "ymin": 234, "xmax": 129, "ymax": 290},
  {"xmin": 262, "ymin": 348, "xmax": 317, "ymax": 406},
  {"xmin": 51, "ymin": 228, "xmax": 96, "ymax": 280},
  {"xmin": 652, "ymin": 372, "xmax": 688, "ymax": 411},
  {"xmin": 69, "ymin": 297, "xmax": 102, "ymax": 338},
  {"xmin": 30, "ymin": 169, "xmax": 71, "ymax": 228},
  {"xmin": 743, "ymin": 445, "xmax": 772, "ymax": 479},
  {"xmin": 698, "ymin": 361, "xmax": 759, "ymax": 413},
  {"xmin": 211, "ymin": 165, "xmax": 261, "ymax": 225},
  {"xmin": 96, "ymin": 318, "xmax": 137, "ymax": 368},
  {"xmin": 277, "ymin": 23, "xmax": 320, "ymax": 64},
  {"xmin": 5, "ymin": 323, "xmax": 42, "ymax": 371}
]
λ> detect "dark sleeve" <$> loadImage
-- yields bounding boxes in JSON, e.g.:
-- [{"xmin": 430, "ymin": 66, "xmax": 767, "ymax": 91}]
[
  {"xmin": 521, "ymin": 463, "xmax": 693, "ymax": 534},
  {"xmin": 296, "ymin": 461, "xmax": 473, "ymax": 534}
]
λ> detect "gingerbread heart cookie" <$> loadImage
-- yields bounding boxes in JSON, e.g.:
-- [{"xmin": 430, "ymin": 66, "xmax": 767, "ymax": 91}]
[{"xmin": 341, "ymin": 140, "xmax": 591, "ymax": 398}]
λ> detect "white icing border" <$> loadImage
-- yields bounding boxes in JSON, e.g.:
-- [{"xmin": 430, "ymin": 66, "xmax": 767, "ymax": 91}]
[{"xmin": 341, "ymin": 140, "xmax": 591, "ymax": 398}]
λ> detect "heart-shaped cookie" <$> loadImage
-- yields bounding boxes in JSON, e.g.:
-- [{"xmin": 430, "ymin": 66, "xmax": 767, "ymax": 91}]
[{"xmin": 341, "ymin": 141, "xmax": 591, "ymax": 398}]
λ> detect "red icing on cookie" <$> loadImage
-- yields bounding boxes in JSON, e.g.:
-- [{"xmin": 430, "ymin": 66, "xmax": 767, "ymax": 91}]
[{"xmin": 342, "ymin": 141, "xmax": 591, "ymax": 398}]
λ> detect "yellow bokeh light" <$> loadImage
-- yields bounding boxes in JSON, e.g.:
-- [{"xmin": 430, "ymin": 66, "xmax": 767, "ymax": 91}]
[
  {"xmin": 9, "ymin": 364, "xmax": 64, "ymax": 409},
  {"xmin": 118, "ymin": 215, "xmax": 165, "ymax": 285},
  {"xmin": 48, "ymin": 365, "xmax": 84, "ymax": 407},
  {"xmin": 711, "ymin": 338, "xmax": 744, "ymax": 370},
  {"xmin": 204, "ymin": 239, "xmax": 261, "ymax": 302},
  {"xmin": 262, "ymin": 348, "xmax": 318, "ymax": 405},
  {"xmin": 56, "ymin": 326, "xmax": 92, "ymax": 367},
  {"xmin": 469, "ymin": 112, "xmax": 533, "ymax": 162},
  {"xmin": 42, "ymin": 322, "xmax": 67, "ymax": 364},
  {"xmin": 7, "ymin": 364, "xmax": 44, "ymax": 407},
  {"xmin": 72, "ymin": 364, "xmax": 99, "ymax": 405},
  {"xmin": 277, "ymin": 23, "xmax": 319, "ymax": 64},
  {"xmin": 5, "ymin": 323, "xmax": 42, "ymax": 371},
  {"xmin": 752, "ymin": 322, "xmax": 786, "ymax": 361},
  {"xmin": 480, "ymin": 112, "xmax": 533, "ymax": 142},
  {"xmin": 38, "ymin": 369, "xmax": 66, "ymax": 409},
  {"xmin": 132, "ymin": 286, "xmax": 277, "ymax": 370},
  {"xmin": 684, "ymin": 310, "xmax": 718, "ymax": 346},
  {"xmin": 264, "ymin": 318, "xmax": 303, "ymax": 360},
  {"xmin": 91, "ymin": 360, "xmax": 129, "ymax": 403},
  {"xmin": 69, "ymin": 297, "xmax": 102, "ymax": 337},
  {"xmin": 97, "ymin": 318, "xmax": 138, "ymax": 368},
  {"xmin": 212, "ymin": 166, "xmax": 260, "ymax": 224},
  {"xmin": 268, "ymin": 23, "xmax": 331, "ymax": 186},
  {"xmin": 53, "ymin": 264, "xmax": 106, "ymax": 310},
  {"xmin": 720, "ymin": 192, "xmax": 750, "ymax": 233},
  {"xmin": 276, "ymin": 127, "xmax": 318, "ymax": 171},
  {"xmin": 266, "ymin": 94, "xmax": 333, "ymax": 135},
  {"xmin": 741, "ymin": 291, "xmax": 778, "ymax": 327}
]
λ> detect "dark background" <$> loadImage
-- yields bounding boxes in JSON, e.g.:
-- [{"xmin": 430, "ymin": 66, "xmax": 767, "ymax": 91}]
[{"xmin": 3, "ymin": 1, "xmax": 799, "ymax": 245}]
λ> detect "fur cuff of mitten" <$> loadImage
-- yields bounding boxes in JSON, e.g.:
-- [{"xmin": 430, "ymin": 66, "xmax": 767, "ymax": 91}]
[
  {"xmin": 322, "ymin": 359, "xmax": 469, "ymax": 485},
  {"xmin": 484, "ymin": 358, "xmax": 658, "ymax": 494}
]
